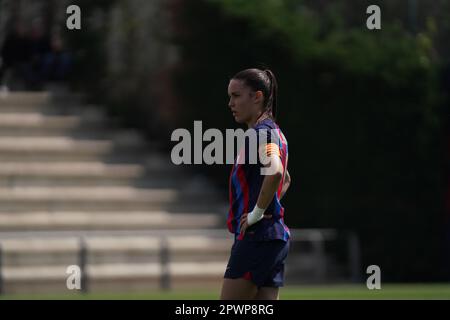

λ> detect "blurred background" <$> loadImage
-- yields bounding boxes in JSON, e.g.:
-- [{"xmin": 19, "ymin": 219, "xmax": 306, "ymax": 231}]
[{"xmin": 0, "ymin": 0, "xmax": 449, "ymax": 299}]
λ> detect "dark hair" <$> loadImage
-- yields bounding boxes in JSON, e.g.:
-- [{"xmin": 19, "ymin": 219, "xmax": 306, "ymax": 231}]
[{"xmin": 232, "ymin": 68, "xmax": 278, "ymax": 120}]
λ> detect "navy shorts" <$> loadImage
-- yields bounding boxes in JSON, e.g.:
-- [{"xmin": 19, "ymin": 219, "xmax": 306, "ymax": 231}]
[{"xmin": 223, "ymin": 237, "xmax": 290, "ymax": 288}]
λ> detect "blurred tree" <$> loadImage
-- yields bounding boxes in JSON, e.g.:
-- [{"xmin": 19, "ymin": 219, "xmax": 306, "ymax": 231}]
[{"xmin": 171, "ymin": 0, "xmax": 448, "ymax": 281}]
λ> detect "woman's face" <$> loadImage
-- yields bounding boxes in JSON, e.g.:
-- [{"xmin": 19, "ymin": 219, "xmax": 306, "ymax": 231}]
[{"xmin": 227, "ymin": 79, "xmax": 262, "ymax": 125}]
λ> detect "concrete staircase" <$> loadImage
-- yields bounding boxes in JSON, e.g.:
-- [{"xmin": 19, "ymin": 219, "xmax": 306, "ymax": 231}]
[{"xmin": 0, "ymin": 91, "xmax": 232, "ymax": 295}]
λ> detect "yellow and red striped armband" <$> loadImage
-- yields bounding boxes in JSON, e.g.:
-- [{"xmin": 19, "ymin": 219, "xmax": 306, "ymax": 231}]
[{"xmin": 264, "ymin": 143, "xmax": 281, "ymax": 158}]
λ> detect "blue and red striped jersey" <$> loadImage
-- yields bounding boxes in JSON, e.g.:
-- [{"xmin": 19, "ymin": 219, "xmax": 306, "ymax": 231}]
[{"xmin": 227, "ymin": 118, "xmax": 291, "ymax": 242}]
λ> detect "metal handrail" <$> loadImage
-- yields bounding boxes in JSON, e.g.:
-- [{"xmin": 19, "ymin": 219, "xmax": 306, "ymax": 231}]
[{"xmin": 0, "ymin": 228, "xmax": 348, "ymax": 294}]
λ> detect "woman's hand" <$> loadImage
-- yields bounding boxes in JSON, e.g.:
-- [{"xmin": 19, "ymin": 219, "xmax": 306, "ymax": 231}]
[{"xmin": 239, "ymin": 212, "xmax": 272, "ymax": 236}]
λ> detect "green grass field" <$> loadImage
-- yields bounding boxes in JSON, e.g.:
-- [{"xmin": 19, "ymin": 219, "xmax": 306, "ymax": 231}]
[{"xmin": 1, "ymin": 284, "xmax": 450, "ymax": 300}]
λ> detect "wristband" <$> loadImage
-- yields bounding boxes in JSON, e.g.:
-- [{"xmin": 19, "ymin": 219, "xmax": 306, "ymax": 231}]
[{"xmin": 247, "ymin": 205, "xmax": 266, "ymax": 226}]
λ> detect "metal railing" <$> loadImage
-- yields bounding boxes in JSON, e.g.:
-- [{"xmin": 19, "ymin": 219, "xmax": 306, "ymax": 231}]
[{"xmin": 0, "ymin": 228, "xmax": 361, "ymax": 294}]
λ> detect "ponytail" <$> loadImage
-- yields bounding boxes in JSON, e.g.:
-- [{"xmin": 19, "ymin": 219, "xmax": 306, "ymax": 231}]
[{"xmin": 264, "ymin": 69, "xmax": 278, "ymax": 120}]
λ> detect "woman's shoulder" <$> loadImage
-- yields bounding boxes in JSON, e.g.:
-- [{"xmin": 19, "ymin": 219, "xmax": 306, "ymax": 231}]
[
  {"xmin": 256, "ymin": 120, "xmax": 289, "ymax": 147},
  {"xmin": 255, "ymin": 118, "xmax": 277, "ymax": 131}
]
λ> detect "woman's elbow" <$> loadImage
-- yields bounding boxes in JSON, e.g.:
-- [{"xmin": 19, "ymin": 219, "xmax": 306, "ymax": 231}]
[
  {"xmin": 265, "ymin": 167, "xmax": 283, "ymax": 182},
  {"xmin": 286, "ymin": 174, "xmax": 291, "ymax": 186},
  {"xmin": 273, "ymin": 168, "xmax": 283, "ymax": 181}
]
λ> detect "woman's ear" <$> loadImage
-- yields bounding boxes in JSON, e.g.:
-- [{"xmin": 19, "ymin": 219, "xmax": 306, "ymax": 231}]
[{"xmin": 254, "ymin": 90, "xmax": 264, "ymax": 104}]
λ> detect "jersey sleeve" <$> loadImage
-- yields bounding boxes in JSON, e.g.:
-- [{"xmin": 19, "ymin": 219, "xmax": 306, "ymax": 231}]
[{"xmin": 256, "ymin": 124, "xmax": 282, "ymax": 165}]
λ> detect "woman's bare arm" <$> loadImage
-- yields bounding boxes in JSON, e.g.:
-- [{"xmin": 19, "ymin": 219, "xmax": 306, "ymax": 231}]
[{"xmin": 280, "ymin": 169, "xmax": 291, "ymax": 199}]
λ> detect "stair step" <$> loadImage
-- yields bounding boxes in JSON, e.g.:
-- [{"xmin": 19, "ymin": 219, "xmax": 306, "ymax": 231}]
[
  {"xmin": 0, "ymin": 137, "xmax": 112, "ymax": 155},
  {"xmin": 1, "ymin": 261, "xmax": 225, "ymax": 293},
  {"xmin": 0, "ymin": 186, "xmax": 181, "ymax": 211},
  {"xmin": 0, "ymin": 137, "xmax": 158, "ymax": 162},
  {"xmin": 0, "ymin": 176, "xmax": 189, "ymax": 188},
  {"xmin": 0, "ymin": 113, "xmax": 82, "ymax": 127},
  {"xmin": 2, "ymin": 262, "xmax": 226, "ymax": 280},
  {"xmin": 0, "ymin": 186, "xmax": 221, "ymax": 212},
  {"xmin": 0, "ymin": 137, "xmax": 145, "ymax": 161},
  {"xmin": 86, "ymin": 236, "xmax": 230, "ymax": 264},
  {"xmin": 2, "ymin": 261, "xmax": 226, "ymax": 279},
  {"xmin": 0, "ymin": 186, "xmax": 177, "ymax": 200},
  {"xmin": 0, "ymin": 211, "xmax": 221, "ymax": 231},
  {"xmin": 0, "ymin": 113, "xmax": 111, "ymax": 137},
  {"xmin": 0, "ymin": 162, "xmax": 144, "ymax": 177},
  {"xmin": 0, "ymin": 159, "xmax": 192, "ymax": 187},
  {"xmin": 0, "ymin": 202, "xmax": 221, "ymax": 212},
  {"xmin": 0, "ymin": 92, "xmax": 52, "ymax": 107},
  {"xmin": 0, "ymin": 136, "xmax": 145, "ymax": 151},
  {"xmin": 0, "ymin": 104, "xmax": 73, "ymax": 114},
  {"xmin": 0, "ymin": 91, "xmax": 83, "ymax": 107},
  {"xmin": 0, "ymin": 235, "xmax": 231, "ymax": 252},
  {"xmin": 0, "ymin": 236, "xmax": 231, "ymax": 267}
]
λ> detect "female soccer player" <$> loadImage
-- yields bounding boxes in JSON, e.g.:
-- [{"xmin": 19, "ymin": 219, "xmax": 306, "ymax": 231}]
[{"xmin": 220, "ymin": 68, "xmax": 291, "ymax": 300}]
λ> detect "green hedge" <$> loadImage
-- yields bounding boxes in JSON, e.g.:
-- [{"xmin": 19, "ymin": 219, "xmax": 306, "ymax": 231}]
[{"xmin": 172, "ymin": 0, "xmax": 447, "ymax": 281}]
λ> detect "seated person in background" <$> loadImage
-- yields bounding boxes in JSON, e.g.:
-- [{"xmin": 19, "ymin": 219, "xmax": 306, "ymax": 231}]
[
  {"xmin": 41, "ymin": 34, "xmax": 73, "ymax": 83},
  {"xmin": 24, "ymin": 19, "xmax": 51, "ymax": 90}
]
